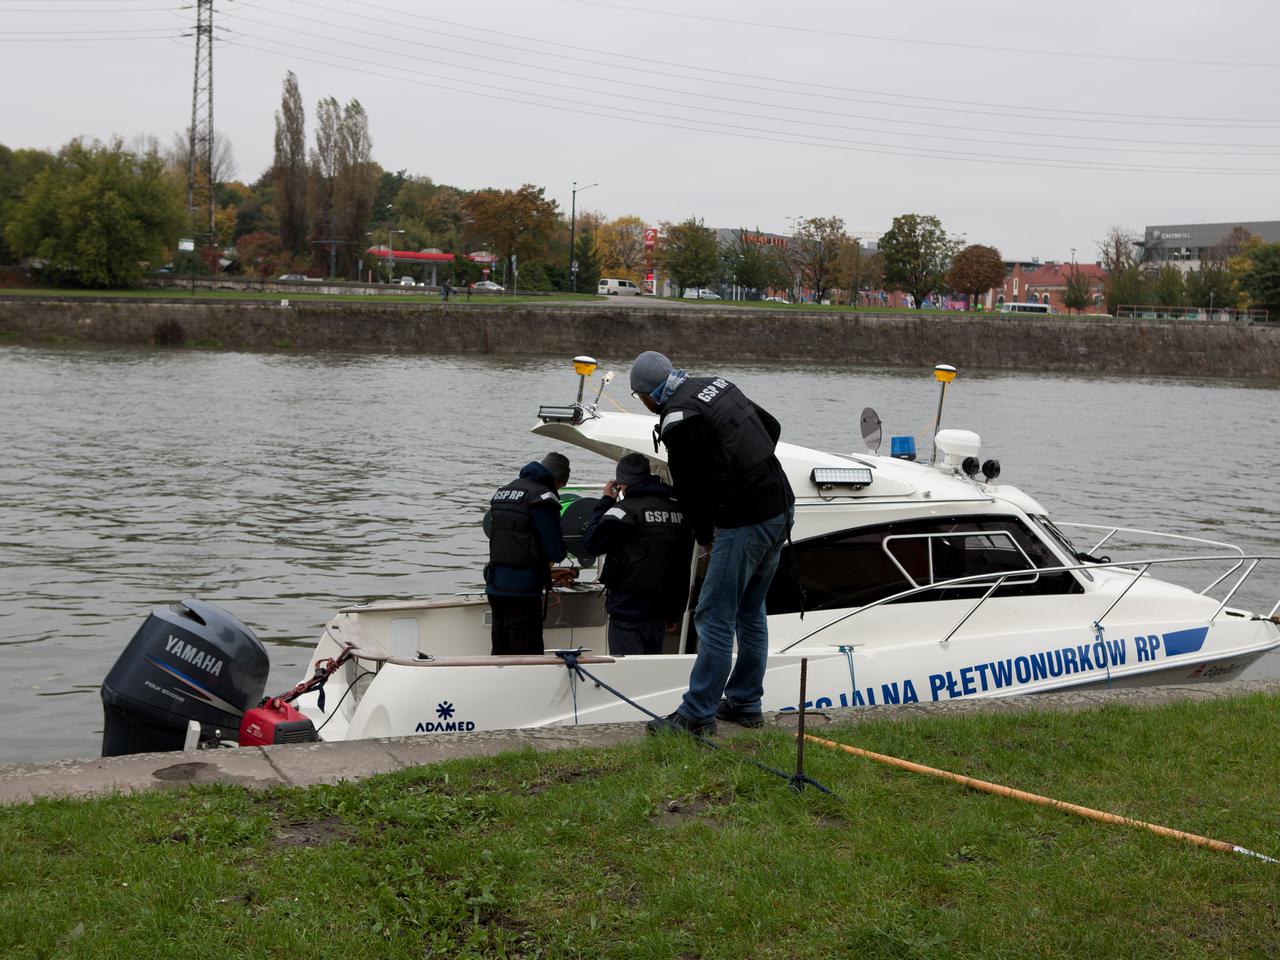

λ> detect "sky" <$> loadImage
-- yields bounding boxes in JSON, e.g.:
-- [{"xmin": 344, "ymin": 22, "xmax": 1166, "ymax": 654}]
[{"xmin": 2, "ymin": 0, "xmax": 1278, "ymax": 262}]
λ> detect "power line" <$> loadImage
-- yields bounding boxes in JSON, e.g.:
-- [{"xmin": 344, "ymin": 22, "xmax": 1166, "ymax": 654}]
[
  {"xmin": 292, "ymin": 0, "xmax": 1280, "ymax": 125},
  {"xmin": 220, "ymin": 10, "xmax": 1280, "ymax": 156},
  {"xmin": 220, "ymin": 32, "xmax": 1280, "ymax": 176},
  {"xmin": 547, "ymin": 0, "xmax": 1280, "ymax": 71}
]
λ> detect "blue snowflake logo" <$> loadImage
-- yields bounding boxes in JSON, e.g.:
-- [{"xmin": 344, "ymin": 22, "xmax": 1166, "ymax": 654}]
[{"xmin": 436, "ymin": 701, "xmax": 455, "ymax": 720}]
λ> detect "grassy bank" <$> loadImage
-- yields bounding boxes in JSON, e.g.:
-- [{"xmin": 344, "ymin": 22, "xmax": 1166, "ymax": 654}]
[
  {"xmin": 3, "ymin": 695, "xmax": 1277, "ymax": 959},
  {"xmin": 0, "ymin": 287, "xmax": 604, "ymax": 306}
]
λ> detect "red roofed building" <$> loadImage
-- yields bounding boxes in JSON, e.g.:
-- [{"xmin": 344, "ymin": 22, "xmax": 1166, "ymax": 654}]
[{"xmin": 998, "ymin": 261, "xmax": 1108, "ymax": 314}]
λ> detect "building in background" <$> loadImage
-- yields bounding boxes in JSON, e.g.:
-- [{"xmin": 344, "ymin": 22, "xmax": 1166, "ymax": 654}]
[{"xmin": 1140, "ymin": 220, "xmax": 1280, "ymax": 272}]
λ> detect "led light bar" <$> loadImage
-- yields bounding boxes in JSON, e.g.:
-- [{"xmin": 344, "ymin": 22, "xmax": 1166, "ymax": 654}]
[
  {"xmin": 810, "ymin": 467, "xmax": 873, "ymax": 489},
  {"xmin": 537, "ymin": 404, "xmax": 583, "ymax": 424}
]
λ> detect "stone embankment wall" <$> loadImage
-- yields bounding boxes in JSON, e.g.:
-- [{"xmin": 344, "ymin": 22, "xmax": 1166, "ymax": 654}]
[{"xmin": 2, "ymin": 297, "xmax": 1278, "ymax": 379}]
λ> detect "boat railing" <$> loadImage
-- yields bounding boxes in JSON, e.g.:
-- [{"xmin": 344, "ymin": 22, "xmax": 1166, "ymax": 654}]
[
  {"xmin": 1055, "ymin": 522, "xmax": 1245, "ymax": 595},
  {"xmin": 779, "ymin": 552, "xmax": 1280, "ymax": 653}
]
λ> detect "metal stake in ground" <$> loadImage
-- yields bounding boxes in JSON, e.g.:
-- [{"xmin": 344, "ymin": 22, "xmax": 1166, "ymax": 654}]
[{"xmin": 790, "ymin": 658, "xmax": 809, "ymax": 792}]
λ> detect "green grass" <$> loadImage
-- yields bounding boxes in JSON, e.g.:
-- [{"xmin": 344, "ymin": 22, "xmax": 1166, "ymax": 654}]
[
  {"xmin": 0, "ymin": 287, "xmax": 603, "ymax": 306},
  {"xmin": 2, "ymin": 695, "xmax": 1278, "ymax": 959}
]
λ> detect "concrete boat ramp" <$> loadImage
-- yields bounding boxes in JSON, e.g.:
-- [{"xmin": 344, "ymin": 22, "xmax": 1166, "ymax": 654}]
[{"xmin": 2, "ymin": 678, "xmax": 1276, "ymax": 805}]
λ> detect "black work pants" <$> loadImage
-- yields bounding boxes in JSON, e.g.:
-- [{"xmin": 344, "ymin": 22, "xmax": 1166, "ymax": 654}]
[
  {"xmin": 489, "ymin": 594, "xmax": 545, "ymax": 656},
  {"xmin": 607, "ymin": 618, "xmax": 666, "ymax": 656}
]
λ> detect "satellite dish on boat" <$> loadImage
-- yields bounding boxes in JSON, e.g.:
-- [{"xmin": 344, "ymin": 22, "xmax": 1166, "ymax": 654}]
[{"xmin": 860, "ymin": 407, "xmax": 882, "ymax": 453}]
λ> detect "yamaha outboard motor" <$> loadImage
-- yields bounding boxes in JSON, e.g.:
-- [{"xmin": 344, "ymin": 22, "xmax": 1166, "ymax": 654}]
[{"xmin": 100, "ymin": 598, "xmax": 269, "ymax": 757}]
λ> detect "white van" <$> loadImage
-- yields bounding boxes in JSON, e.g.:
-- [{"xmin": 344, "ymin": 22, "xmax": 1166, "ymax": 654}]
[
  {"xmin": 998, "ymin": 301, "xmax": 1051, "ymax": 314},
  {"xmin": 598, "ymin": 278, "xmax": 643, "ymax": 296}
]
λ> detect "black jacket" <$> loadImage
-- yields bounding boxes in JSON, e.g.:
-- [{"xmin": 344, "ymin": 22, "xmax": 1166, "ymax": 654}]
[
  {"xmin": 657, "ymin": 376, "xmax": 793, "ymax": 544},
  {"xmin": 580, "ymin": 477, "xmax": 694, "ymax": 621}
]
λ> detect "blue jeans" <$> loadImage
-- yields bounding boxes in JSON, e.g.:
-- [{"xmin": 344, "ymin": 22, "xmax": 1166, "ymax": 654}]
[{"xmin": 679, "ymin": 509, "xmax": 792, "ymax": 722}]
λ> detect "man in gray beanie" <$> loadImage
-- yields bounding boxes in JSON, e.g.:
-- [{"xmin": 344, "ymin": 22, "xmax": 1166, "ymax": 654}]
[
  {"xmin": 483, "ymin": 451, "xmax": 570, "ymax": 655},
  {"xmin": 629, "ymin": 352, "xmax": 793, "ymax": 735},
  {"xmin": 580, "ymin": 453, "xmax": 693, "ymax": 656}
]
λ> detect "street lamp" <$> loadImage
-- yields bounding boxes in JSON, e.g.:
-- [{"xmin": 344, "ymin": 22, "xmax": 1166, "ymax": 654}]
[
  {"xmin": 569, "ymin": 180, "xmax": 598, "ymax": 293},
  {"xmin": 387, "ymin": 228, "xmax": 405, "ymax": 283}
]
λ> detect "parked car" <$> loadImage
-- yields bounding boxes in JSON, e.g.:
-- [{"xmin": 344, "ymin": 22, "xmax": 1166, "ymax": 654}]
[
  {"xmin": 598, "ymin": 278, "xmax": 643, "ymax": 296},
  {"xmin": 682, "ymin": 288, "xmax": 721, "ymax": 300},
  {"xmin": 762, "ymin": 296, "xmax": 789, "ymax": 304},
  {"xmin": 398, "ymin": 276, "xmax": 417, "ymax": 286},
  {"xmin": 472, "ymin": 280, "xmax": 504, "ymax": 292},
  {"xmin": 278, "ymin": 273, "xmax": 306, "ymax": 281}
]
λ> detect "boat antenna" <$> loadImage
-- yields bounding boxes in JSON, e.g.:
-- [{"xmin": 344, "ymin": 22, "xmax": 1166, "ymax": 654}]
[
  {"xmin": 930, "ymin": 364, "xmax": 957, "ymax": 464},
  {"xmin": 591, "ymin": 369, "xmax": 614, "ymax": 410}
]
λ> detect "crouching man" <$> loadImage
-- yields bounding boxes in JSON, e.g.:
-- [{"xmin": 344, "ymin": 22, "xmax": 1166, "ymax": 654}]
[{"xmin": 581, "ymin": 453, "xmax": 694, "ymax": 656}]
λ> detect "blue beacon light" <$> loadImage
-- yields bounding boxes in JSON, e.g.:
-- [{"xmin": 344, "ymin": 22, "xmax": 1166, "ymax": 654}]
[{"xmin": 890, "ymin": 436, "xmax": 917, "ymax": 461}]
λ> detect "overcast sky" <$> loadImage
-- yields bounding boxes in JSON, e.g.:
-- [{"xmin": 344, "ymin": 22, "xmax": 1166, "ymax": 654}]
[{"xmin": 2, "ymin": 0, "xmax": 1277, "ymax": 261}]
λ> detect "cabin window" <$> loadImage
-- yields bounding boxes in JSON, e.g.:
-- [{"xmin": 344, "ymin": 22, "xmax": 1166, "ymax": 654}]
[{"xmin": 766, "ymin": 515, "xmax": 1081, "ymax": 615}]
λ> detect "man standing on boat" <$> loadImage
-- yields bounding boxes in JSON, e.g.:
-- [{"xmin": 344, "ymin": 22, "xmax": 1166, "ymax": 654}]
[
  {"xmin": 580, "ymin": 452, "xmax": 694, "ymax": 656},
  {"xmin": 629, "ymin": 352, "xmax": 793, "ymax": 735},
  {"xmin": 484, "ymin": 452, "xmax": 571, "ymax": 655}
]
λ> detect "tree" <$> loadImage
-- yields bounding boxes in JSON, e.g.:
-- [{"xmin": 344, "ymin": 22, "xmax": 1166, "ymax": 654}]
[
  {"xmin": 1106, "ymin": 267, "xmax": 1148, "ymax": 315},
  {"xmin": 573, "ymin": 229, "xmax": 602, "ymax": 295},
  {"xmin": 1096, "ymin": 226, "xmax": 1147, "ymax": 315},
  {"xmin": 658, "ymin": 217, "xmax": 719, "ymax": 295},
  {"xmin": 791, "ymin": 216, "xmax": 847, "ymax": 304},
  {"xmin": 310, "ymin": 96, "xmax": 378, "ymax": 278},
  {"xmin": 1238, "ymin": 242, "xmax": 1280, "ymax": 317},
  {"xmin": 461, "ymin": 184, "xmax": 560, "ymax": 286},
  {"xmin": 1151, "ymin": 264, "xmax": 1185, "ymax": 308},
  {"xmin": 5, "ymin": 137, "xmax": 182, "ymax": 288},
  {"xmin": 879, "ymin": 213, "xmax": 958, "ymax": 309},
  {"xmin": 598, "ymin": 215, "xmax": 647, "ymax": 279},
  {"xmin": 1184, "ymin": 264, "xmax": 1235, "ymax": 311},
  {"xmin": 721, "ymin": 228, "xmax": 786, "ymax": 297},
  {"xmin": 946, "ymin": 244, "xmax": 1005, "ymax": 308},
  {"xmin": 0, "ymin": 144, "xmax": 54, "ymax": 263},
  {"xmin": 234, "ymin": 230, "xmax": 300, "ymax": 278},
  {"xmin": 1063, "ymin": 264, "xmax": 1092, "ymax": 314},
  {"xmin": 272, "ymin": 71, "xmax": 308, "ymax": 255},
  {"xmin": 834, "ymin": 240, "xmax": 883, "ymax": 306}
]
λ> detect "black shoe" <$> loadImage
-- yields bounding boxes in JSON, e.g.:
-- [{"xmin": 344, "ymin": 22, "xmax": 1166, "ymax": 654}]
[
  {"xmin": 645, "ymin": 710, "xmax": 716, "ymax": 737},
  {"xmin": 715, "ymin": 700, "xmax": 765, "ymax": 728}
]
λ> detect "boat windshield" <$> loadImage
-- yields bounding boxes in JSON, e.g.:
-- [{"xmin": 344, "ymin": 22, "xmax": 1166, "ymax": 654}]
[
  {"xmin": 767, "ymin": 514, "xmax": 1083, "ymax": 615},
  {"xmin": 1032, "ymin": 515, "xmax": 1095, "ymax": 582}
]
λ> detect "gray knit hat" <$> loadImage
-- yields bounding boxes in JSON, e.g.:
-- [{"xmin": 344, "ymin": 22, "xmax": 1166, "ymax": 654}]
[
  {"xmin": 629, "ymin": 351, "xmax": 673, "ymax": 396},
  {"xmin": 615, "ymin": 453, "xmax": 653, "ymax": 486},
  {"xmin": 540, "ymin": 452, "xmax": 571, "ymax": 486}
]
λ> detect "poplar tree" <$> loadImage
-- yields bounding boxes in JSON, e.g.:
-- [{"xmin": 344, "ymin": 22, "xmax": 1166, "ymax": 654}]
[{"xmin": 272, "ymin": 72, "xmax": 308, "ymax": 255}]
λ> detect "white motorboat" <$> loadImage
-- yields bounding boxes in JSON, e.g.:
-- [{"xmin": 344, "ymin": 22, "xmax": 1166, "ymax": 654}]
[{"xmin": 292, "ymin": 362, "xmax": 1280, "ymax": 740}]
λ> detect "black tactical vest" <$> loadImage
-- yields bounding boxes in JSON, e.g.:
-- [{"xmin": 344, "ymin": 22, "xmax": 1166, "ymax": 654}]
[
  {"xmin": 659, "ymin": 376, "xmax": 775, "ymax": 483},
  {"xmin": 601, "ymin": 493, "xmax": 695, "ymax": 620},
  {"xmin": 488, "ymin": 477, "xmax": 558, "ymax": 569}
]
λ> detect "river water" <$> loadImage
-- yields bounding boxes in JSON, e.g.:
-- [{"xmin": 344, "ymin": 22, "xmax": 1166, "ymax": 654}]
[{"xmin": 2, "ymin": 345, "xmax": 1278, "ymax": 763}]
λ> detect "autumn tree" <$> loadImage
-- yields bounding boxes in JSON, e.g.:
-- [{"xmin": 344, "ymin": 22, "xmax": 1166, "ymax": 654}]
[
  {"xmin": 658, "ymin": 217, "xmax": 719, "ymax": 295},
  {"xmin": 598, "ymin": 215, "xmax": 647, "ymax": 280},
  {"xmin": 879, "ymin": 213, "xmax": 958, "ymax": 309},
  {"xmin": 789, "ymin": 216, "xmax": 847, "ymax": 304},
  {"xmin": 946, "ymin": 244, "xmax": 1005, "ymax": 308},
  {"xmin": 273, "ymin": 72, "xmax": 309, "ymax": 255},
  {"xmin": 1063, "ymin": 265, "xmax": 1092, "ymax": 314},
  {"xmin": 461, "ymin": 183, "xmax": 560, "ymax": 286},
  {"xmin": 833, "ymin": 240, "xmax": 883, "ymax": 306},
  {"xmin": 1184, "ymin": 264, "xmax": 1235, "ymax": 311},
  {"xmin": 5, "ymin": 137, "xmax": 182, "ymax": 287}
]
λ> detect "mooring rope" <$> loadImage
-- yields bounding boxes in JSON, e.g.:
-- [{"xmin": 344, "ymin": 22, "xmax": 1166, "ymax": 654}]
[
  {"xmin": 806, "ymin": 733, "xmax": 1276, "ymax": 863},
  {"xmin": 553, "ymin": 649, "xmax": 836, "ymax": 796}
]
